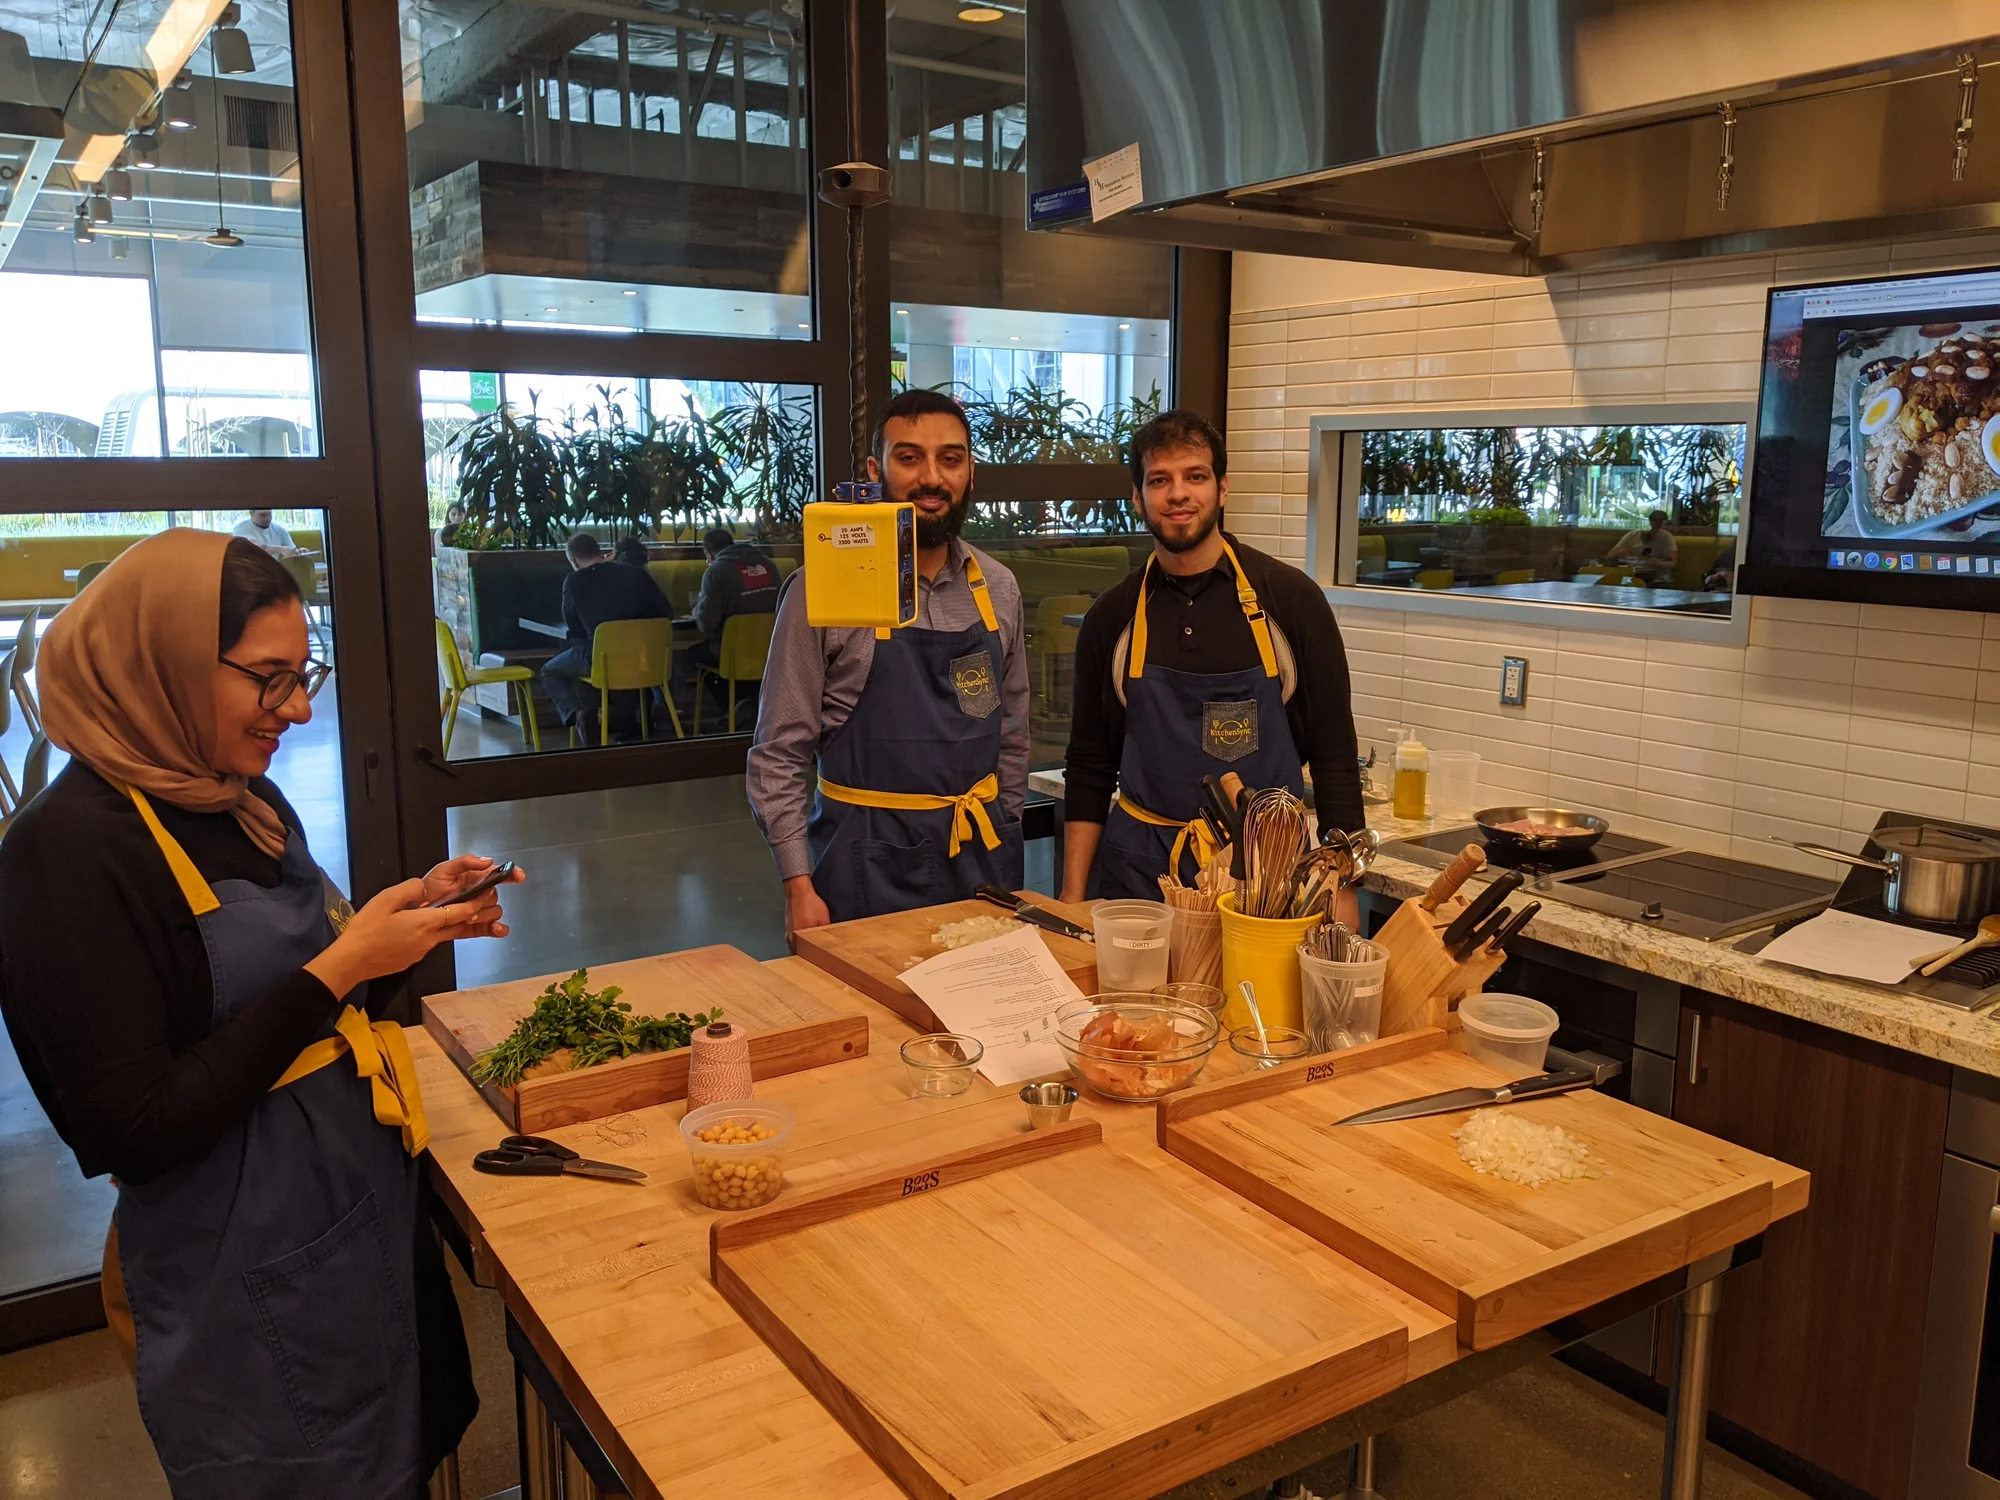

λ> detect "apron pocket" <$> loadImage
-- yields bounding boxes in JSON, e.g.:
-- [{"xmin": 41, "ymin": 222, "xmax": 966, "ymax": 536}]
[
  {"xmin": 851, "ymin": 838, "xmax": 945, "ymax": 913},
  {"xmin": 244, "ymin": 1191, "xmax": 414, "ymax": 1448}
]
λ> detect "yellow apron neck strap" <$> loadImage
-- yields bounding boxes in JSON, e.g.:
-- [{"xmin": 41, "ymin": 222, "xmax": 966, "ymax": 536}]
[
  {"xmin": 1129, "ymin": 542, "xmax": 1277, "ymax": 681},
  {"xmin": 871, "ymin": 549, "xmax": 997, "ymax": 638},
  {"xmin": 112, "ymin": 780, "xmax": 221, "ymax": 917}
]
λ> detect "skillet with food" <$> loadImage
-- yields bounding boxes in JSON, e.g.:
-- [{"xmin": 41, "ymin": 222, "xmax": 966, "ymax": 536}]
[{"xmin": 1473, "ymin": 806, "xmax": 1611, "ymax": 854}]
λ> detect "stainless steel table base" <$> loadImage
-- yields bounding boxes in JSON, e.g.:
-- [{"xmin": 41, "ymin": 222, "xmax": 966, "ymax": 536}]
[
  {"xmin": 1660, "ymin": 1273, "xmax": 1724, "ymax": 1500},
  {"xmin": 1339, "ymin": 1434, "xmax": 1386, "ymax": 1499}
]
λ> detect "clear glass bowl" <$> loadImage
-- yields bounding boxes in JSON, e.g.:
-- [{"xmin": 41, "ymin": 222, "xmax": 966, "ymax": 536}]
[
  {"xmin": 1229, "ymin": 1025, "xmax": 1313, "ymax": 1070},
  {"xmin": 1054, "ymin": 996, "xmax": 1221, "ymax": 1101},
  {"xmin": 679, "ymin": 1099, "xmax": 794, "ymax": 1211},
  {"xmin": 900, "ymin": 1033, "xmax": 984, "ymax": 1097}
]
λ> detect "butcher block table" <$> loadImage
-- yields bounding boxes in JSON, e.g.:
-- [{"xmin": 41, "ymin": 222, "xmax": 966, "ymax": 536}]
[{"xmin": 412, "ymin": 925, "xmax": 1804, "ymax": 1500}]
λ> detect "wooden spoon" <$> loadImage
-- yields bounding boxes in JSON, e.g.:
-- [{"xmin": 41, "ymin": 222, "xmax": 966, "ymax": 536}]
[{"xmin": 1917, "ymin": 914, "xmax": 2000, "ymax": 976}]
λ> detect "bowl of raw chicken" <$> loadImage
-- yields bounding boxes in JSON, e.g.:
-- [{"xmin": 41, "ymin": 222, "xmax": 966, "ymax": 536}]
[{"xmin": 1053, "ymin": 995, "xmax": 1222, "ymax": 1101}]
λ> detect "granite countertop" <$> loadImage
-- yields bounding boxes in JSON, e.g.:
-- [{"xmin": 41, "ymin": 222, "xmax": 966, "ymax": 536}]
[{"xmin": 1028, "ymin": 766, "xmax": 2000, "ymax": 1077}]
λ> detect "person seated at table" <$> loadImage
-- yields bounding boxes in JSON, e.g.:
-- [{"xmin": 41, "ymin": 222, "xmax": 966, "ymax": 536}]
[
  {"xmin": 1605, "ymin": 510, "xmax": 1678, "ymax": 583},
  {"xmin": 435, "ymin": 503, "xmax": 466, "ymax": 550},
  {"xmin": 540, "ymin": 532, "xmax": 671, "ymax": 741},
  {"xmin": 1703, "ymin": 539, "xmax": 1737, "ymax": 593},
  {"xmin": 233, "ymin": 508, "xmax": 301, "ymax": 558},
  {"xmin": 612, "ymin": 536, "xmax": 652, "ymax": 568}
]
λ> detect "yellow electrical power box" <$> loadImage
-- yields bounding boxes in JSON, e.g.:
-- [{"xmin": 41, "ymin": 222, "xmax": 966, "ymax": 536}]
[{"xmin": 802, "ymin": 493, "xmax": 917, "ymax": 629}]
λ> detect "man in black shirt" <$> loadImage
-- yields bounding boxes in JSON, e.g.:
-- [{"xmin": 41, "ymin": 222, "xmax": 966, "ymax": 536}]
[
  {"xmin": 540, "ymin": 531, "xmax": 672, "ymax": 737},
  {"xmin": 1060, "ymin": 409, "xmax": 1364, "ymax": 904},
  {"xmin": 687, "ymin": 526, "xmax": 779, "ymax": 676}
]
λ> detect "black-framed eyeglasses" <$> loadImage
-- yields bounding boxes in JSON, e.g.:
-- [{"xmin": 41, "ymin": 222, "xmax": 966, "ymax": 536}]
[{"xmin": 220, "ymin": 657, "xmax": 332, "ymax": 710}]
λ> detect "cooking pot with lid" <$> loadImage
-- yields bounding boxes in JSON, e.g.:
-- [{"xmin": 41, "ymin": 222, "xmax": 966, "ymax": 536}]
[{"xmin": 1792, "ymin": 824, "xmax": 2000, "ymax": 925}]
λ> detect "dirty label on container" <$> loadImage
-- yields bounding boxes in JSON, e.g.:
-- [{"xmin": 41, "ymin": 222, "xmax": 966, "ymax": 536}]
[
  {"xmin": 901, "ymin": 1170, "xmax": 942, "ymax": 1197},
  {"xmin": 1111, "ymin": 935, "xmax": 1167, "ymax": 951},
  {"xmin": 830, "ymin": 522, "xmax": 875, "ymax": 549}
]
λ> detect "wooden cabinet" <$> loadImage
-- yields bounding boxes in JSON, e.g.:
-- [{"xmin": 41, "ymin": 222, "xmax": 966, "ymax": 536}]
[{"xmin": 1670, "ymin": 989, "xmax": 1950, "ymax": 1500}]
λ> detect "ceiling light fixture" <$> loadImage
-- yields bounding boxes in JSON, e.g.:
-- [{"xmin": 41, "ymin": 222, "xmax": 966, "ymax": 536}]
[
  {"xmin": 164, "ymin": 86, "xmax": 197, "ymax": 130},
  {"xmin": 1118, "ymin": 322, "xmax": 1130, "ymax": 329},
  {"xmin": 896, "ymin": 308, "xmax": 908, "ymax": 315},
  {"xmin": 202, "ymin": 34, "xmax": 240, "ymax": 247},
  {"xmin": 105, "ymin": 169, "xmax": 134, "ymax": 202},
  {"xmin": 621, "ymin": 288, "xmax": 637, "ymax": 296},
  {"xmin": 958, "ymin": 6, "xmax": 1006, "ymax": 21},
  {"xmin": 72, "ymin": 203, "xmax": 93, "ymax": 244},
  {"xmin": 211, "ymin": 3, "xmax": 254, "ymax": 75},
  {"xmin": 88, "ymin": 187, "xmax": 113, "ymax": 226},
  {"xmin": 544, "ymin": 305, "xmax": 559, "ymax": 313}
]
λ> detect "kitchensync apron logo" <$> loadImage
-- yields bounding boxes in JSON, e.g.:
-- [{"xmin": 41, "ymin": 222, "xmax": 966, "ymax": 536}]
[
  {"xmin": 1203, "ymin": 700, "xmax": 1258, "ymax": 761},
  {"xmin": 951, "ymin": 650, "xmax": 998, "ymax": 719}
]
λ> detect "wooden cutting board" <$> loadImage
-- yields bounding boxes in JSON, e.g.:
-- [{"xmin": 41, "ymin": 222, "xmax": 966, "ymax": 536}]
[
  {"xmin": 1158, "ymin": 1030, "xmax": 1810, "ymax": 1351},
  {"xmin": 790, "ymin": 892, "xmax": 1099, "ymax": 1031},
  {"xmin": 422, "ymin": 946, "xmax": 869, "ymax": 1131},
  {"xmin": 712, "ymin": 1121, "xmax": 1407, "ymax": 1500}
]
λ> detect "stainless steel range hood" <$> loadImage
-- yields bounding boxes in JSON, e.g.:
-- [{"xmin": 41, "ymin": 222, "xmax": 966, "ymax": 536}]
[{"xmin": 1026, "ymin": 2, "xmax": 2000, "ymax": 273}]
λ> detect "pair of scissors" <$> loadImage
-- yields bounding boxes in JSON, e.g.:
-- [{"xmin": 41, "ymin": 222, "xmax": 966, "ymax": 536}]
[{"xmin": 472, "ymin": 1134, "xmax": 647, "ymax": 1182}]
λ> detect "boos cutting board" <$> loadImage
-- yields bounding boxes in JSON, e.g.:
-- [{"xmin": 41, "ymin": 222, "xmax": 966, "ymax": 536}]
[
  {"xmin": 710, "ymin": 1120, "xmax": 1407, "ymax": 1500},
  {"xmin": 422, "ymin": 946, "xmax": 869, "ymax": 1131},
  {"xmin": 789, "ymin": 892, "xmax": 1099, "ymax": 1031},
  {"xmin": 1158, "ymin": 1031, "xmax": 1810, "ymax": 1351}
]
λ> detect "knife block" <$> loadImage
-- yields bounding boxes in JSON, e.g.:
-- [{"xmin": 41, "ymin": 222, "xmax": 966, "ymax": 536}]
[{"xmin": 1374, "ymin": 895, "xmax": 1507, "ymax": 1038}]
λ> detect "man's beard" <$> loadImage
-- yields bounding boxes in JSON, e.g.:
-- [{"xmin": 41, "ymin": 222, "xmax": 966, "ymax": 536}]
[
  {"xmin": 908, "ymin": 485, "xmax": 970, "ymax": 548},
  {"xmin": 1143, "ymin": 502, "xmax": 1221, "ymax": 555}
]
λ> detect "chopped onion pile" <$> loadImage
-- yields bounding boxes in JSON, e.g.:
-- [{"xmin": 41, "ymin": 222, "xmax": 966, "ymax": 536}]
[
  {"xmin": 930, "ymin": 915, "xmax": 1019, "ymax": 950},
  {"xmin": 1452, "ymin": 1108, "xmax": 1596, "ymax": 1188}
]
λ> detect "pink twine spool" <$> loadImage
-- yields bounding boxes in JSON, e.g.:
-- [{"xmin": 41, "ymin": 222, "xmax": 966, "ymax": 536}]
[{"xmin": 687, "ymin": 1021, "xmax": 753, "ymax": 1111}]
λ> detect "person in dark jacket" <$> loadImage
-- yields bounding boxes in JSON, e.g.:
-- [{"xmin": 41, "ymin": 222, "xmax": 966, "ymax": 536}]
[
  {"xmin": 540, "ymin": 531, "xmax": 672, "ymax": 737},
  {"xmin": 686, "ymin": 526, "xmax": 779, "ymax": 679},
  {"xmin": 0, "ymin": 531, "xmax": 517, "ymax": 1499}
]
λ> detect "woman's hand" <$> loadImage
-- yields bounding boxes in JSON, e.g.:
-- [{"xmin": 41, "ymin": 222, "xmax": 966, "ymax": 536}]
[
  {"xmin": 419, "ymin": 854, "xmax": 523, "ymax": 908},
  {"xmin": 304, "ymin": 868, "xmax": 522, "ymax": 999}
]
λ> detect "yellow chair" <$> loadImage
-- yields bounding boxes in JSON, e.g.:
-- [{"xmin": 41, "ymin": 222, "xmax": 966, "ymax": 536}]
[
  {"xmin": 282, "ymin": 556, "xmax": 330, "ymax": 656},
  {"xmin": 578, "ymin": 618, "xmax": 681, "ymax": 745},
  {"xmin": 435, "ymin": 620, "xmax": 541, "ymax": 756},
  {"xmin": 1028, "ymin": 593, "xmax": 1090, "ymax": 723},
  {"xmin": 1493, "ymin": 569, "xmax": 1534, "ymax": 585},
  {"xmin": 693, "ymin": 613, "xmax": 776, "ymax": 735},
  {"xmin": 1414, "ymin": 568, "xmax": 1455, "ymax": 590}
]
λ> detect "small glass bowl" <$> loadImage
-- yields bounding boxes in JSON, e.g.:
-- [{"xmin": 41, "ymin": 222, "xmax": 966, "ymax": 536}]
[
  {"xmin": 1054, "ymin": 996, "xmax": 1221, "ymax": 1101},
  {"xmin": 901, "ymin": 1033, "xmax": 984, "ymax": 1097},
  {"xmin": 1152, "ymin": 982, "xmax": 1226, "ymax": 1021},
  {"xmin": 1229, "ymin": 1025, "xmax": 1313, "ymax": 1070}
]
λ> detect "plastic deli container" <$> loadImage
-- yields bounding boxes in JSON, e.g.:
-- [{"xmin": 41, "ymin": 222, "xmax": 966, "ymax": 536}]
[
  {"xmin": 680, "ymin": 1099, "xmax": 794, "ymax": 1211},
  {"xmin": 1216, "ymin": 891, "xmax": 1318, "ymax": 1032},
  {"xmin": 1456, "ymin": 993, "xmax": 1559, "ymax": 1077},
  {"xmin": 1092, "ymin": 899, "xmax": 1173, "ymax": 991},
  {"xmin": 1298, "ymin": 938, "xmax": 1389, "ymax": 1052},
  {"xmin": 1428, "ymin": 750, "xmax": 1481, "ymax": 820}
]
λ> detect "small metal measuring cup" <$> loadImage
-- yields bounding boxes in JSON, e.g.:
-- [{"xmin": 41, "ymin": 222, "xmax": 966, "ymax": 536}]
[{"xmin": 1019, "ymin": 1081, "xmax": 1079, "ymax": 1130}]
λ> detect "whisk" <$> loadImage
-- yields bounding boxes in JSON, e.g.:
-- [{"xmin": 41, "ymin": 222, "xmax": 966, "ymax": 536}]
[{"xmin": 1238, "ymin": 787, "xmax": 1311, "ymax": 918}]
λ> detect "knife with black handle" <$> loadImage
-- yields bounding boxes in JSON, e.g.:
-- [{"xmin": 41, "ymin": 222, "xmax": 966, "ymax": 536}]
[
  {"xmin": 1439, "ymin": 869, "xmax": 1523, "ymax": 953},
  {"xmin": 975, "ymin": 885, "xmax": 1096, "ymax": 943},
  {"xmin": 1452, "ymin": 904, "xmax": 1515, "ymax": 961},
  {"xmin": 1333, "ymin": 1066, "xmax": 1597, "ymax": 1126},
  {"xmin": 1484, "ymin": 900, "xmax": 1542, "ymax": 954}
]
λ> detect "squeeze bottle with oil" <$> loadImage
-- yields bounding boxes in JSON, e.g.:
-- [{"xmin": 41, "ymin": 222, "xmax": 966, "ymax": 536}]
[{"xmin": 1392, "ymin": 728, "xmax": 1430, "ymax": 819}]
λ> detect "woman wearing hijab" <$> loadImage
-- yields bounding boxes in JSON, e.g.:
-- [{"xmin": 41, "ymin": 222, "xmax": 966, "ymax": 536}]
[{"xmin": 0, "ymin": 530, "xmax": 514, "ymax": 1499}]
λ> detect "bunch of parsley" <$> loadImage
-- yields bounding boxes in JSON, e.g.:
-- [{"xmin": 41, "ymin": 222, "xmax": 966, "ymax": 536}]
[{"xmin": 470, "ymin": 968, "xmax": 716, "ymax": 1087}]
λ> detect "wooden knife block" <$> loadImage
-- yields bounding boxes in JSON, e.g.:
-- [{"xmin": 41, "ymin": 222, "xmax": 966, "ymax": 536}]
[{"xmin": 1374, "ymin": 895, "xmax": 1507, "ymax": 1038}]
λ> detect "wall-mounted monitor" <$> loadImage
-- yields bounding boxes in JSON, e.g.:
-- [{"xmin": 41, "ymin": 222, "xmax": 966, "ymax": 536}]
[{"xmin": 1740, "ymin": 266, "xmax": 2000, "ymax": 609}]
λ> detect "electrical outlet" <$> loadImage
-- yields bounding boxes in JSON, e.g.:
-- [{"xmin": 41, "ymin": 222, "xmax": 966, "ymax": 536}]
[{"xmin": 1499, "ymin": 656, "xmax": 1529, "ymax": 706}]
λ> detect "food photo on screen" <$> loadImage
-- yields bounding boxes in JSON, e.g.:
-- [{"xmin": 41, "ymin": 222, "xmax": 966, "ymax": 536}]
[{"xmin": 1823, "ymin": 318, "xmax": 2000, "ymax": 543}]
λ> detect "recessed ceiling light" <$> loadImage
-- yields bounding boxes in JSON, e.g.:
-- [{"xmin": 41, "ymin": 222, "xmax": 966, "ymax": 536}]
[
  {"xmin": 797, "ymin": 322, "xmax": 810, "ymax": 329},
  {"xmin": 544, "ymin": 305, "xmax": 558, "ymax": 313},
  {"xmin": 1009, "ymin": 335, "xmax": 1019, "ymax": 340},
  {"xmin": 896, "ymin": 308, "xmax": 908, "ymax": 316},
  {"xmin": 622, "ymin": 288, "xmax": 637, "ymax": 296},
  {"xmin": 1118, "ymin": 322, "xmax": 1130, "ymax": 329},
  {"xmin": 958, "ymin": 5, "xmax": 1005, "ymax": 20}
]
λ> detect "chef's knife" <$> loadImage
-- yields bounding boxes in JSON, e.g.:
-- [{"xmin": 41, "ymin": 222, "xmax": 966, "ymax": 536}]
[
  {"xmin": 1440, "ymin": 869, "xmax": 1524, "ymax": 952},
  {"xmin": 1332, "ymin": 1067, "xmax": 1597, "ymax": 1126},
  {"xmin": 1484, "ymin": 900, "xmax": 1542, "ymax": 954},
  {"xmin": 1452, "ymin": 904, "xmax": 1514, "ymax": 962},
  {"xmin": 975, "ymin": 885, "xmax": 1096, "ymax": 943}
]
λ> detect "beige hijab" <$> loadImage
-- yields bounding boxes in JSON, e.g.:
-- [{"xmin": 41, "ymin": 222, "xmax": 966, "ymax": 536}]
[{"xmin": 40, "ymin": 528, "xmax": 289, "ymax": 858}]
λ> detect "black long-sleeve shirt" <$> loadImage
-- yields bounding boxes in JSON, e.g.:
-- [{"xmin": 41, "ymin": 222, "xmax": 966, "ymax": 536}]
[
  {"xmin": 0, "ymin": 762, "xmax": 373, "ymax": 1184},
  {"xmin": 560, "ymin": 559, "xmax": 671, "ymax": 643},
  {"xmin": 1064, "ymin": 535, "xmax": 1365, "ymax": 839}
]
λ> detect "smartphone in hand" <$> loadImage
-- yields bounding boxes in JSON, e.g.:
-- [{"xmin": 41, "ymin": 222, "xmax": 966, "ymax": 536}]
[{"xmin": 428, "ymin": 861, "xmax": 518, "ymax": 909}]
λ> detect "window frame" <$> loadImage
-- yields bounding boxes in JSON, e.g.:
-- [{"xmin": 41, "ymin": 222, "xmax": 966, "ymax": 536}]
[{"xmin": 1307, "ymin": 401, "xmax": 1755, "ymax": 645}]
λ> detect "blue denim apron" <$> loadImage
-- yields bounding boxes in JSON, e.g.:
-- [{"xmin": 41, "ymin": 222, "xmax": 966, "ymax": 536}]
[
  {"xmin": 808, "ymin": 555, "xmax": 1023, "ymax": 921},
  {"xmin": 1097, "ymin": 541, "xmax": 1307, "ymax": 899},
  {"xmin": 110, "ymin": 786, "xmax": 431, "ymax": 1500}
]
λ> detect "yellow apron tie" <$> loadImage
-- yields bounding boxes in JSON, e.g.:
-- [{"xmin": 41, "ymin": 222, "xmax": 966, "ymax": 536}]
[
  {"xmin": 871, "ymin": 550, "xmax": 998, "ymax": 638},
  {"xmin": 1128, "ymin": 537, "xmax": 1277, "ymax": 680},
  {"xmin": 114, "ymin": 781, "xmax": 430, "ymax": 1159},
  {"xmin": 818, "ymin": 772, "xmax": 1002, "ymax": 857},
  {"xmin": 1115, "ymin": 790, "xmax": 1222, "ymax": 880}
]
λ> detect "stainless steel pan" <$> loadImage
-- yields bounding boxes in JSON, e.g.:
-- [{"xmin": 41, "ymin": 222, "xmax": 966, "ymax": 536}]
[
  {"xmin": 1474, "ymin": 806, "xmax": 1611, "ymax": 855},
  {"xmin": 1792, "ymin": 825, "xmax": 2000, "ymax": 925}
]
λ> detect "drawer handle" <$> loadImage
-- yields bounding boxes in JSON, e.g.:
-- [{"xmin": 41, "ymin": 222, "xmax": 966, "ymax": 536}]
[{"xmin": 1687, "ymin": 1013, "xmax": 1702, "ymax": 1087}]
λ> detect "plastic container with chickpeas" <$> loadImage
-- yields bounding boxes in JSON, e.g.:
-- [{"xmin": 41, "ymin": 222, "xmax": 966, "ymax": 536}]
[{"xmin": 679, "ymin": 1099, "xmax": 794, "ymax": 1210}]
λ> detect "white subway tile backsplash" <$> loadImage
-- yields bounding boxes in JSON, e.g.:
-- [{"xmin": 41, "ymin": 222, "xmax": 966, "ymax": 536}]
[{"xmin": 1847, "ymin": 743, "xmax": 1970, "ymax": 792}]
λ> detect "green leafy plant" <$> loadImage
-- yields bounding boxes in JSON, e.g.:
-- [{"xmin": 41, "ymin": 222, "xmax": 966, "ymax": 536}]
[
  {"xmin": 638, "ymin": 398, "xmax": 735, "ymax": 536},
  {"xmin": 469, "ymin": 968, "xmax": 716, "ymax": 1088},
  {"xmin": 451, "ymin": 400, "xmax": 569, "ymax": 548},
  {"xmin": 710, "ymin": 384, "xmax": 817, "ymax": 536},
  {"xmin": 561, "ymin": 388, "xmax": 655, "ymax": 540}
]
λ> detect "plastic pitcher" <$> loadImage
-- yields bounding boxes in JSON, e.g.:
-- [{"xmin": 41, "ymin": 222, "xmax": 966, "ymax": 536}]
[
  {"xmin": 1092, "ymin": 899, "xmax": 1173, "ymax": 991},
  {"xmin": 1216, "ymin": 892, "xmax": 1320, "ymax": 1032}
]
